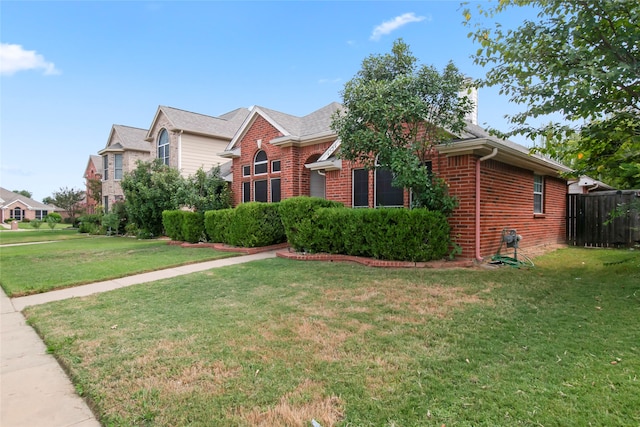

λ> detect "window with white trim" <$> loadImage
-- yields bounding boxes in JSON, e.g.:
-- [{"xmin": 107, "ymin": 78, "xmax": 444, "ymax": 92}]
[
  {"xmin": 271, "ymin": 178, "xmax": 281, "ymax": 202},
  {"xmin": 375, "ymin": 166, "xmax": 404, "ymax": 207},
  {"xmin": 254, "ymin": 180, "xmax": 268, "ymax": 202},
  {"xmin": 103, "ymin": 155, "xmax": 109, "ymax": 180},
  {"xmin": 353, "ymin": 169, "xmax": 369, "ymax": 207},
  {"xmin": 35, "ymin": 210, "xmax": 48, "ymax": 220},
  {"xmin": 242, "ymin": 165, "xmax": 251, "ymax": 177},
  {"xmin": 114, "ymin": 154, "xmax": 123, "ymax": 180},
  {"xmin": 271, "ymin": 160, "xmax": 281, "ymax": 173},
  {"xmin": 158, "ymin": 129, "xmax": 170, "ymax": 165},
  {"xmin": 254, "ymin": 150, "xmax": 268, "ymax": 175},
  {"xmin": 534, "ymin": 175, "xmax": 544, "ymax": 214},
  {"xmin": 242, "ymin": 182, "xmax": 251, "ymax": 203}
]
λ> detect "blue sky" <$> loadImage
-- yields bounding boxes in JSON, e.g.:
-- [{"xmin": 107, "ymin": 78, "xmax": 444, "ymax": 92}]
[{"xmin": 1, "ymin": 1, "xmax": 536, "ymax": 201}]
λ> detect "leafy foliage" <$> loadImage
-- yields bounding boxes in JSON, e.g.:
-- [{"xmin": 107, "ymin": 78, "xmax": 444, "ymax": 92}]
[
  {"xmin": 120, "ymin": 159, "xmax": 183, "ymax": 238},
  {"xmin": 50, "ymin": 187, "xmax": 86, "ymax": 222},
  {"xmin": 181, "ymin": 166, "xmax": 232, "ymax": 212},
  {"xmin": 86, "ymin": 177, "xmax": 103, "ymax": 206},
  {"xmin": 46, "ymin": 212, "xmax": 62, "ymax": 230},
  {"xmin": 331, "ymin": 39, "xmax": 472, "ymax": 212},
  {"xmin": 464, "ymin": 0, "xmax": 640, "ymax": 188}
]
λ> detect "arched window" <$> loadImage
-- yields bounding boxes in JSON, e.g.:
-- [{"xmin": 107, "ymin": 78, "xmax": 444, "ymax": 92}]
[
  {"xmin": 375, "ymin": 157, "xmax": 404, "ymax": 207},
  {"xmin": 254, "ymin": 150, "xmax": 268, "ymax": 175},
  {"xmin": 158, "ymin": 129, "xmax": 170, "ymax": 165}
]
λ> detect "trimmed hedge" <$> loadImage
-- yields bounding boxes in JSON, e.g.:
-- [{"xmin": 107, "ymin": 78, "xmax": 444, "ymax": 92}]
[
  {"xmin": 290, "ymin": 207, "xmax": 451, "ymax": 262},
  {"xmin": 226, "ymin": 202, "xmax": 286, "ymax": 248},
  {"xmin": 204, "ymin": 209, "xmax": 234, "ymax": 243},
  {"xmin": 162, "ymin": 210, "xmax": 184, "ymax": 242},
  {"xmin": 162, "ymin": 211, "xmax": 205, "ymax": 243},
  {"xmin": 278, "ymin": 196, "xmax": 344, "ymax": 252}
]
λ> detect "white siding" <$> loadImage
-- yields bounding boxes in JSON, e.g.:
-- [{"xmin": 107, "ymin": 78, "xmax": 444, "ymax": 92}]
[{"xmin": 180, "ymin": 134, "xmax": 230, "ymax": 177}]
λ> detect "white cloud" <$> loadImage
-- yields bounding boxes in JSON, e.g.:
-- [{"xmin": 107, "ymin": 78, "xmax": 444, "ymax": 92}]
[
  {"xmin": 0, "ymin": 43, "xmax": 60, "ymax": 76},
  {"xmin": 370, "ymin": 12, "xmax": 429, "ymax": 41}
]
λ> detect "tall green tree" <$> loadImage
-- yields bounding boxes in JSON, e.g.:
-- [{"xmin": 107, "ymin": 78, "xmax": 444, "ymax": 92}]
[
  {"xmin": 51, "ymin": 187, "xmax": 85, "ymax": 223},
  {"xmin": 331, "ymin": 39, "xmax": 473, "ymax": 214},
  {"xmin": 120, "ymin": 159, "xmax": 184, "ymax": 238},
  {"xmin": 464, "ymin": 0, "xmax": 640, "ymax": 188},
  {"xmin": 182, "ymin": 166, "xmax": 232, "ymax": 212}
]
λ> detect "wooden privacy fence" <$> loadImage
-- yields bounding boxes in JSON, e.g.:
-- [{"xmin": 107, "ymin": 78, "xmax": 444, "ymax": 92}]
[{"xmin": 567, "ymin": 190, "xmax": 640, "ymax": 247}]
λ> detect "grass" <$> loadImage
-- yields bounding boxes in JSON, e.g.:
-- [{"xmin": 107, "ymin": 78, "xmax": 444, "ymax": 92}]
[
  {"xmin": 0, "ymin": 237, "xmax": 239, "ymax": 296},
  {"xmin": 0, "ymin": 228, "xmax": 88, "ymax": 245},
  {"xmin": 23, "ymin": 247, "xmax": 640, "ymax": 426}
]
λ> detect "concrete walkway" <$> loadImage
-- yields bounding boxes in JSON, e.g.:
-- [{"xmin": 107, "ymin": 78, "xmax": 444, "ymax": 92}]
[{"xmin": 1, "ymin": 251, "xmax": 277, "ymax": 427}]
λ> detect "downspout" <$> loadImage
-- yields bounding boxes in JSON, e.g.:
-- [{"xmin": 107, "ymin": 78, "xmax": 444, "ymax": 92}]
[
  {"xmin": 475, "ymin": 148, "xmax": 498, "ymax": 262},
  {"xmin": 177, "ymin": 130, "xmax": 183, "ymax": 172}
]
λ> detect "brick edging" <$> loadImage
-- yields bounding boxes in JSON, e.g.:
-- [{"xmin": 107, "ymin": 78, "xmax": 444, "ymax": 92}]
[
  {"xmin": 166, "ymin": 240, "xmax": 290, "ymax": 255},
  {"xmin": 275, "ymin": 250, "xmax": 475, "ymax": 269}
]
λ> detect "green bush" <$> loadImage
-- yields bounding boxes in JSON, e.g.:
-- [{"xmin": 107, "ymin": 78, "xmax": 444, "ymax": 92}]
[
  {"xmin": 182, "ymin": 212, "xmax": 205, "ymax": 244},
  {"xmin": 78, "ymin": 214, "xmax": 103, "ymax": 234},
  {"xmin": 278, "ymin": 196, "xmax": 344, "ymax": 251},
  {"xmin": 226, "ymin": 202, "xmax": 285, "ymax": 248},
  {"xmin": 204, "ymin": 209, "xmax": 234, "ymax": 243},
  {"xmin": 290, "ymin": 207, "xmax": 451, "ymax": 262},
  {"xmin": 22, "ymin": 217, "xmax": 31, "ymax": 223},
  {"xmin": 30, "ymin": 219, "xmax": 43, "ymax": 229},
  {"xmin": 162, "ymin": 211, "xmax": 184, "ymax": 241}
]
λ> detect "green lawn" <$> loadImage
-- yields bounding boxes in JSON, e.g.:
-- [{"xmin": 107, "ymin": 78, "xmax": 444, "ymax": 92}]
[
  {"xmin": 24, "ymin": 248, "xmax": 640, "ymax": 426},
  {"xmin": 0, "ymin": 228, "xmax": 86, "ymax": 245},
  {"xmin": 0, "ymin": 237, "xmax": 239, "ymax": 296}
]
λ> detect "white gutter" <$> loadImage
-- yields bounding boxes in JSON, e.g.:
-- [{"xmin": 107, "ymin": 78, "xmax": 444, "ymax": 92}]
[{"xmin": 475, "ymin": 148, "xmax": 498, "ymax": 262}]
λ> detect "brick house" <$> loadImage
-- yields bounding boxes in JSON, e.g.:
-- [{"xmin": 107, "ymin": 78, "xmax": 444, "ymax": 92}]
[
  {"xmin": 83, "ymin": 155, "xmax": 103, "ymax": 214},
  {"xmin": 0, "ymin": 187, "xmax": 63, "ymax": 223},
  {"xmin": 98, "ymin": 125, "xmax": 151, "ymax": 212},
  {"xmin": 97, "ymin": 106, "xmax": 250, "ymax": 212},
  {"xmin": 221, "ymin": 102, "xmax": 572, "ymax": 260},
  {"xmin": 144, "ymin": 105, "xmax": 250, "ymax": 179}
]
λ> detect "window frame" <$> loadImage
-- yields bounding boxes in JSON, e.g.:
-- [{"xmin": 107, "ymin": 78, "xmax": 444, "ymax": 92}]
[
  {"xmin": 374, "ymin": 166, "xmax": 404, "ymax": 208},
  {"xmin": 242, "ymin": 181, "xmax": 251, "ymax": 203},
  {"xmin": 254, "ymin": 179, "xmax": 268, "ymax": 202},
  {"xmin": 102, "ymin": 155, "xmax": 109, "ymax": 181},
  {"xmin": 271, "ymin": 178, "xmax": 281, "ymax": 202},
  {"xmin": 242, "ymin": 165, "xmax": 251, "ymax": 177},
  {"xmin": 114, "ymin": 153, "xmax": 123, "ymax": 180},
  {"xmin": 271, "ymin": 160, "xmax": 281, "ymax": 173},
  {"xmin": 158, "ymin": 129, "xmax": 170, "ymax": 166},
  {"xmin": 352, "ymin": 168, "xmax": 369, "ymax": 208},
  {"xmin": 533, "ymin": 174, "xmax": 544, "ymax": 214},
  {"xmin": 254, "ymin": 150, "xmax": 268, "ymax": 176}
]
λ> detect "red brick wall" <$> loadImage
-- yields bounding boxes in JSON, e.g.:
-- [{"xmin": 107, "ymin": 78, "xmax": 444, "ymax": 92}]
[
  {"xmin": 437, "ymin": 153, "xmax": 566, "ymax": 259},
  {"xmin": 231, "ymin": 116, "xmax": 566, "ymax": 259}
]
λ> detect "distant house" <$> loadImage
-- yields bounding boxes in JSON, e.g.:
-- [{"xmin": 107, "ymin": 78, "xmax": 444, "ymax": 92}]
[
  {"xmin": 96, "ymin": 106, "xmax": 250, "ymax": 212},
  {"xmin": 0, "ymin": 187, "xmax": 63, "ymax": 223},
  {"xmin": 98, "ymin": 125, "xmax": 151, "ymax": 213},
  {"xmin": 143, "ymin": 105, "xmax": 250, "ymax": 179},
  {"xmin": 221, "ymin": 102, "xmax": 572, "ymax": 260},
  {"xmin": 568, "ymin": 175, "xmax": 615, "ymax": 194},
  {"xmin": 83, "ymin": 155, "xmax": 103, "ymax": 214}
]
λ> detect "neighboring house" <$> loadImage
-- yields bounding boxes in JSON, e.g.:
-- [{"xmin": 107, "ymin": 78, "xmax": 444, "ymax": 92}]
[
  {"xmin": 568, "ymin": 176, "xmax": 615, "ymax": 194},
  {"xmin": 144, "ymin": 105, "xmax": 250, "ymax": 180},
  {"xmin": 0, "ymin": 187, "xmax": 63, "ymax": 223},
  {"xmin": 83, "ymin": 155, "xmax": 103, "ymax": 214},
  {"xmin": 98, "ymin": 125, "xmax": 151, "ymax": 212},
  {"xmin": 221, "ymin": 102, "xmax": 573, "ymax": 260}
]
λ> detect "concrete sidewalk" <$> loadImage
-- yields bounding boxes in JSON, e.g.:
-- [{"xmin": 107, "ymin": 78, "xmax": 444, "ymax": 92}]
[{"xmin": 1, "ymin": 251, "xmax": 277, "ymax": 427}]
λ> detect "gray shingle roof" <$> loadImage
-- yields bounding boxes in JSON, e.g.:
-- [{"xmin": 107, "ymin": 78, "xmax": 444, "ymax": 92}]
[
  {"xmin": 257, "ymin": 102, "xmax": 343, "ymax": 138},
  {"xmin": 159, "ymin": 106, "xmax": 250, "ymax": 139},
  {"xmin": 0, "ymin": 187, "xmax": 61, "ymax": 211},
  {"xmin": 112, "ymin": 125, "xmax": 152, "ymax": 152}
]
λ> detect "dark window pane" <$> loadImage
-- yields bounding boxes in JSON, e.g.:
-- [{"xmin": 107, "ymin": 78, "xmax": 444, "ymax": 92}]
[
  {"xmin": 376, "ymin": 168, "xmax": 404, "ymax": 207},
  {"xmin": 254, "ymin": 180, "xmax": 268, "ymax": 202},
  {"xmin": 242, "ymin": 165, "xmax": 251, "ymax": 176},
  {"xmin": 271, "ymin": 178, "xmax": 281, "ymax": 202},
  {"xmin": 353, "ymin": 169, "xmax": 368, "ymax": 207},
  {"xmin": 272, "ymin": 160, "xmax": 281, "ymax": 173},
  {"xmin": 243, "ymin": 182, "xmax": 251, "ymax": 203}
]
